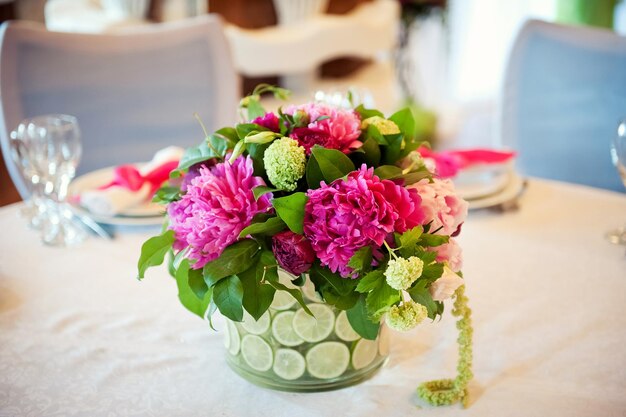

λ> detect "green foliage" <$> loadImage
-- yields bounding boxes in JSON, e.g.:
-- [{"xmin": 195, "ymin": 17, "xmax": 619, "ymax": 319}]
[
  {"xmin": 236, "ymin": 123, "xmax": 269, "ymax": 140},
  {"xmin": 373, "ymin": 165, "xmax": 403, "ymax": 180},
  {"xmin": 246, "ymin": 97, "xmax": 266, "ymax": 120},
  {"xmin": 347, "ymin": 246, "xmax": 373, "ymax": 273},
  {"xmin": 137, "ymin": 230, "xmax": 175, "ymax": 279},
  {"xmin": 305, "ymin": 154, "xmax": 324, "ymax": 189},
  {"xmin": 360, "ymin": 137, "xmax": 381, "ymax": 167},
  {"xmin": 389, "ymin": 107, "xmax": 416, "ymax": 140},
  {"xmin": 355, "ymin": 270, "xmax": 385, "ymax": 293},
  {"xmin": 266, "ymin": 279, "xmax": 313, "ymax": 316},
  {"xmin": 408, "ymin": 279, "xmax": 438, "ymax": 319},
  {"xmin": 252, "ymin": 185, "xmax": 277, "ymax": 200},
  {"xmin": 308, "ymin": 264, "xmax": 359, "ymax": 311},
  {"xmin": 310, "ymin": 146, "xmax": 355, "ymax": 183},
  {"xmin": 213, "ymin": 275, "xmax": 244, "ymax": 321},
  {"xmin": 354, "ymin": 104, "xmax": 384, "ymax": 120},
  {"xmin": 245, "ymin": 142, "xmax": 271, "ymax": 179},
  {"xmin": 188, "ymin": 267, "xmax": 209, "ymax": 300},
  {"xmin": 272, "ymin": 192, "xmax": 308, "ymax": 234},
  {"xmin": 382, "ymin": 133, "xmax": 404, "ymax": 165},
  {"xmin": 202, "ymin": 239, "xmax": 260, "ymax": 287},
  {"xmin": 366, "ymin": 281, "xmax": 401, "ymax": 320},
  {"xmin": 238, "ymin": 265, "xmax": 275, "ymax": 320},
  {"xmin": 152, "ymin": 186, "xmax": 180, "ymax": 204},
  {"xmin": 238, "ymin": 216, "xmax": 287, "ymax": 238},
  {"xmin": 175, "ymin": 259, "xmax": 213, "ymax": 318},
  {"xmin": 346, "ymin": 296, "xmax": 380, "ymax": 340}
]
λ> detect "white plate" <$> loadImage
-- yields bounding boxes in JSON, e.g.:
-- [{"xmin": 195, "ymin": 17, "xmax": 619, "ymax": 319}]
[
  {"xmin": 69, "ymin": 166, "xmax": 166, "ymax": 227},
  {"xmin": 467, "ymin": 173, "xmax": 526, "ymax": 210},
  {"xmin": 454, "ymin": 162, "xmax": 514, "ymax": 200}
]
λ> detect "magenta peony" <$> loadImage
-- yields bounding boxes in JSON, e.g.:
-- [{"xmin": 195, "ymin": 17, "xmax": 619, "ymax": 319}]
[
  {"xmin": 272, "ymin": 230, "xmax": 316, "ymax": 275},
  {"xmin": 303, "ymin": 165, "xmax": 424, "ymax": 278},
  {"xmin": 285, "ymin": 103, "xmax": 362, "ymax": 154},
  {"xmin": 290, "ymin": 127, "xmax": 333, "ymax": 155},
  {"xmin": 410, "ymin": 178, "xmax": 468, "ymax": 236},
  {"xmin": 252, "ymin": 112, "xmax": 280, "ymax": 133},
  {"xmin": 168, "ymin": 156, "xmax": 272, "ymax": 269}
]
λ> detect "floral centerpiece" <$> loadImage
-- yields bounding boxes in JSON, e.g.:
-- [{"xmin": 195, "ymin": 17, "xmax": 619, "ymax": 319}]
[{"xmin": 138, "ymin": 85, "xmax": 473, "ymax": 405}]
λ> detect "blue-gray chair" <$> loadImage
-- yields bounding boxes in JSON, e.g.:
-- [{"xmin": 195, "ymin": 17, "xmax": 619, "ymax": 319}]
[
  {"xmin": 0, "ymin": 15, "xmax": 239, "ymax": 199},
  {"xmin": 501, "ymin": 19, "xmax": 626, "ymax": 191}
]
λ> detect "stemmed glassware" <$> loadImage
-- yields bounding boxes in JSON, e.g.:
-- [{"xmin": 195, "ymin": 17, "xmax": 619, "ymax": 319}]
[
  {"xmin": 10, "ymin": 115, "xmax": 86, "ymax": 246},
  {"xmin": 606, "ymin": 118, "xmax": 626, "ymax": 245}
]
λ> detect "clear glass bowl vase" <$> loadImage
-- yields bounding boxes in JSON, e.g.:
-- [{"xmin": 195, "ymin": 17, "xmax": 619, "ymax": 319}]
[{"xmin": 223, "ymin": 271, "xmax": 389, "ymax": 392}]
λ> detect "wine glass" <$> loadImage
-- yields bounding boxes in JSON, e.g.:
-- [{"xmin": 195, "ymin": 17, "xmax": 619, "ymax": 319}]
[
  {"xmin": 13, "ymin": 115, "xmax": 86, "ymax": 246},
  {"xmin": 606, "ymin": 118, "xmax": 626, "ymax": 245}
]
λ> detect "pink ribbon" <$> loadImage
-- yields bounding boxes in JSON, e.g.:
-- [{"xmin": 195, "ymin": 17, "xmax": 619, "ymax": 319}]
[
  {"xmin": 98, "ymin": 160, "xmax": 179, "ymax": 197},
  {"xmin": 419, "ymin": 147, "xmax": 516, "ymax": 179}
]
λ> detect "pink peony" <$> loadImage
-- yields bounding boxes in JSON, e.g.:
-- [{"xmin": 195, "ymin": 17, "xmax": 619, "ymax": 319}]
[
  {"xmin": 409, "ymin": 178, "xmax": 468, "ymax": 235},
  {"xmin": 303, "ymin": 165, "xmax": 424, "ymax": 278},
  {"xmin": 167, "ymin": 156, "xmax": 272, "ymax": 269},
  {"xmin": 290, "ymin": 127, "xmax": 333, "ymax": 155},
  {"xmin": 252, "ymin": 112, "xmax": 280, "ymax": 133},
  {"xmin": 285, "ymin": 103, "xmax": 362, "ymax": 154},
  {"xmin": 430, "ymin": 238, "xmax": 463, "ymax": 272},
  {"xmin": 272, "ymin": 230, "xmax": 316, "ymax": 275}
]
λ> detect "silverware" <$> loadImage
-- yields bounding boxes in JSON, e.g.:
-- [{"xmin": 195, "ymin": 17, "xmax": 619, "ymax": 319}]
[{"xmin": 71, "ymin": 211, "xmax": 114, "ymax": 240}]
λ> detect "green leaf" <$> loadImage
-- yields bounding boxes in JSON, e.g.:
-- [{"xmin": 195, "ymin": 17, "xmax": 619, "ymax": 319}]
[
  {"xmin": 258, "ymin": 250, "xmax": 279, "ymax": 282},
  {"xmin": 266, "ymin": 280, "xmax": 313, "ymax": 316},
  {"xmin": 152, "ymin": 186, "xmax": 180, "ymax": 204},
  {"xmin": 373, "ymin": 165, "xmax": 403, "ymax": 180},
  {"xmin": 310, "ymin": 264, "xmax": 357, "ymax": 296},
  {"xmin": 188, "ymin": 267, "xmax": 209, "ymax": 300},
  {"xmin": 389, "ymin": 107, "xmax": 416, "ymax": 139},
  {"xmin": 238, "ymin": 265, "xmax": 275, "ymax": 320},
  {"xmin": 346, "ymin": 296, "xmax": 380, "ymax": 340},
  {"xmin": 246, "ymin": 97, "xmax": 266, "ymax": 120},
  {"xmin": 310, "ymin": 146, "xmax": 355, "ymax": 184},
  {"xmin": 355, "ymin": 270, "xmax": 385, "ymax": 293},
  {"xmin": 214, "ymin": 127, "xmax": 238, "ymax": 142},
  {"xmin": 420, "ymin": 263, "xmax": 444, "ymax": 282},
  {"xmin": 305, "ymin": 154, "xmax": 324, "ymax": 189},
  {"xmin": 245, "ymin": 142, "xmax": 271, "ymax": 178},
  {"xmin": 176, "ymin": 142, "xmax": 215, "ymax": 172},
  {"xmin": 137, "ymin": 230, "xmax": 175, "ymax": 279},
  {"xmin": 354, "ymin": 104, "xmax": 384, "ymax": 120},
  {"xmin": 202, "ymin": 239, "xmax": 260, "ymax": 287},
  {"xmin": 419, "ymin": 234, "xmax": 449, "ymax": 247},
  {"xmin": 175, "ymin": 259, "xmax": 212, "ymax": 318},
  {"xmin": 366, "ymin": 281, "xmax": 401, "ymax": 320},
  {"xmin": 398, "ymin": 226, "xmax": 424, "ymax": 257},
  {"xmin": 360, "ymin": 137, "xmax": 381, "ymax": 167},
  {"xmin": 252, "ymin": 185, "xmax": 277, "ymax": 200},
  {"xmin": 382, "ymin": 133, "xmax": 404, "ymax": 165},
  {"xmin": 213, "ymin": 275, "xmax": 244, "ymax": 321},
  {"xmin": 272, "ymin": 192, "xmax": 308, "ymax": 234},
  {"xmin": 239, "ymin": 216, "xmax": 286, "ymax": 238},
  {"xmin": 322, "ymin": 288, "xmax": 359, "ymax": 310},
  {"xmin": 366, "ymin": 125, "xmax": 388, "ymax": 146},
  {"xmin": 408, "ymin": 279, "xmax": 438, "ymax": 319},
  {"xmin": 236, "ymin": 123, "xmax": 268, "ymax": 139},
  {"xmin": 399, "ymin": 169, "xmax": 431, "ymax": 185},
  {"xmin": 347, "ymin": 246, "xmax": 373, "ymax": 272}
]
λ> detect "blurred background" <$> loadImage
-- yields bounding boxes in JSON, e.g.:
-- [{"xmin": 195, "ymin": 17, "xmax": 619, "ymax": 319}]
[{"xmin": 1, "ymin": 0, "xmax": 625, "ymax": 206}]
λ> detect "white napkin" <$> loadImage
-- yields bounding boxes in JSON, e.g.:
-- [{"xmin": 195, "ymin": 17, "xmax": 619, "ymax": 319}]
[{"xmin": 80, "ymin": 146, "xmax": 184, "ymax": 217}]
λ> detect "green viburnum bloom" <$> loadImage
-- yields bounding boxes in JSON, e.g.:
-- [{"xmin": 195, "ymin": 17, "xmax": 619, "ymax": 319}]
[
  {"xmin": 384, "ymin": 256, "xmax": 424, "ymax": 290},
  {"xmin": 361, "ymin": 116, "xmax": 401, "ymax": 135},
  {"xmin": 385, "ymin": 300, "xmax": 428, "ymax": 331},
  {"xmin": 264, "ymin": 137, "xmax": 306, "ymax": 191}
]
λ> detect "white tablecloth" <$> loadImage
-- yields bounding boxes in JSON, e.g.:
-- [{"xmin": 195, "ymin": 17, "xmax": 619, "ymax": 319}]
[{"xmin": 1, "ymin": 179, "xmax": 625, "ymax": 417}]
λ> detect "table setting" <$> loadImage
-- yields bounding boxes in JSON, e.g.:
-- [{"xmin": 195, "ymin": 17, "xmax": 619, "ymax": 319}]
[{"xmin": 1, "ymin": 86, "xmax": 625, "ymax": 417}]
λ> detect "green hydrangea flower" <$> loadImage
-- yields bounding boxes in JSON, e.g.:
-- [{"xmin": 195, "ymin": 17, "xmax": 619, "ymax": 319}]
[
  {"xmin": 384, "ymin": 256, "xmax": 424, "ymax": 290},
  {"xmin": 264, "ymin": 137, "xmax": 306, "ymax": 191},
  {"xmin": 385, "ymin": 300, "xmax": 428, "ymax": 331},
  {"xmin": 361, "ymin": 116, "xmax": 400, "ymax": 135}
]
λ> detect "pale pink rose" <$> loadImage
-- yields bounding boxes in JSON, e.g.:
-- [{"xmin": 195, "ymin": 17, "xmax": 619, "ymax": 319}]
[
  {"xmin": 430, "ymin": 238, "xmax": 462, "ymax": 272},
  {"xmin": 430, "ymin": 266, "xmax": 464, "ymax": 301},
  {"xmin": 410, "ymin": 178, "xmax": 468, "ymax": 235}
]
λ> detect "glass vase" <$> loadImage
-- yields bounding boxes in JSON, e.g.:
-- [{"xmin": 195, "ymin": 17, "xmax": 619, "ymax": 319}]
[{"xmin": 223, "ymin": 270, "xmax": 389, "ymax": 392}]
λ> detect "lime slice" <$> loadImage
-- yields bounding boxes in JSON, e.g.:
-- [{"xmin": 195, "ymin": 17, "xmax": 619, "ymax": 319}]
[
  {"xmin": 352, "ymin": 338, "xmax": 378, "ymax": 370},
  {"xmin": 241, "ymin": 311, "xmax": 271, "ymax": 335},
  {"xmin": 240, "ymin": 335, "xmax": 273, "ymax": 372},
  {"xmin": 225, "ymin": 320, "xmax": 240, "ymax": 355},
  {"xmin": 301, "ymin": 278, "xmax": 323, "ymax": 302},
  {"xmin": 278, "ymin": 269, "xmax": 298, "ymax": 288},
  {"xmin": 273, "ymin": 348, "xmax": 306, "ymax": 380},
  {"xmin": 292, "ymin": 303, "xmax": 335, "ymax": 343},
  {"xmin": 334, "ymin": 311, "xmax": 360, "ymax": 342},
  {"xmin": 270, "ymin": 290, "xmax": 296, "ymax": 311},
  {"xmin": 271, "ymin": 311, "xmax": 304, "ymax": 347},
  {"xmin": 378, "ymin": 324, "xmax": 390, "ymax": 357},
  {"xmin": 305, "ymin": 341, "xmax": 350, "ymax": 379}
]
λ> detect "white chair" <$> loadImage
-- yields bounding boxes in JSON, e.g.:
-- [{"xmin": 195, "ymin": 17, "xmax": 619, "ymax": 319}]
[
  {"xmin": 501, "ymin": 19, "xmax": 626, "ymax": 192},
  {"xmin": 0, "ymin": 15, "xmax": 238, "ymax": 198}
]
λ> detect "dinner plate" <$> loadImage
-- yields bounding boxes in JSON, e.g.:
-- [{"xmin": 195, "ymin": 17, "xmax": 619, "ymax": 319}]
[
  {"xmin": 454, "ymin": 162, "xmax": 514, "ymax": 200},
  {"xmin": 467, "ymin": 173, "xmax": 526, "ymax": 210},
  {"xmin": 68, "ymin": 166, "xmax": 165, "ymax": 227}
]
